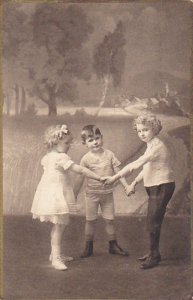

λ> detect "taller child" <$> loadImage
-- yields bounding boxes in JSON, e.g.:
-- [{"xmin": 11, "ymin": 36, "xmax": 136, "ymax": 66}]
[{"xmin": 105, "ymin": 113, "xmax": 175, "ymax": 269}]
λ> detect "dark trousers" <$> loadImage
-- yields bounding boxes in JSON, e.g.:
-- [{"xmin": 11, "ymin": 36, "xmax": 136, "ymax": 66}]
[{"xmin": 145, "ymin": 182, "xmax": 175, "ymax": 256}]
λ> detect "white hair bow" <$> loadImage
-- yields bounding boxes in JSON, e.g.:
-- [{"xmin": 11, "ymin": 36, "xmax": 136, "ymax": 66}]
[{"xmin": 55, "ymin": 124, "xmax": 69, "ymax": 138}]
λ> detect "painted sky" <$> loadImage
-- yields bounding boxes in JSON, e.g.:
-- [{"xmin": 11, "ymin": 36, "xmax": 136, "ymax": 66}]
[
  {"xmin": 3, "ymin": 1, "xmax": 192, "ymax": 106},
  {"xmin": 84, "ymin": 2, "xmax": 192, "ymax": 80},
  {"xmin": 19, "ymin": 1, "xmax": 192, "ymax": 80}
]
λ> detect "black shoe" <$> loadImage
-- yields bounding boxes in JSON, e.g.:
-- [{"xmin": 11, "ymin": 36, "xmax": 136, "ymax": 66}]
[
  {"xmin": 81, "ymin": 241, "xmax": 93, "ymax": 258},
  {"xmin": 140, "ymin": 256, "xmax": 160, "ymax": 269},
  {"xmin": 137, "ymin": 253, "xmax": 161, "ymax": 262},
  {"xmin": 109, "ymin": 240, "xmax": 129, "ymax": 256}
]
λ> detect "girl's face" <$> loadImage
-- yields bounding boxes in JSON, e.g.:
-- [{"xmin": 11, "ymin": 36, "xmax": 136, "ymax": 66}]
[
  {"xmin": 85, "ymin": 134, "xmax": 103, "ymax": 152},
  {"xmin": 136, "ymin": 124, "xmax": 155, "ymax": 143},
  {"xmin": 56, "ymin": 135, "xmax": 73, "ymax": 153}
]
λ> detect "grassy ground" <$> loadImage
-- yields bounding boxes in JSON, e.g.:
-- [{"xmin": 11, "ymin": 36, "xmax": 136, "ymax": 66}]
[{"xmin": 3, "ymin": 215, "xmax": 191, "ymax": 300}]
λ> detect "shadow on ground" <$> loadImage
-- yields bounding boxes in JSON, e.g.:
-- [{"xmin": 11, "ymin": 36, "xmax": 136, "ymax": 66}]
[{"xmin": 3, "ymin": 215, "xmax": 191, "ymax": 299}]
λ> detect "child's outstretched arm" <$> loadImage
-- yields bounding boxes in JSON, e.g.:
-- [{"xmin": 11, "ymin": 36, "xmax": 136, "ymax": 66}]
[
  {"xmin": 104, "ymin": 147, "xmax": 159, "ymax": 186},
  {"xmin": 104, "ymin": 172, "xmax": 124, "ymax": 185},
  {"xmin": 104, "ymin": 162, "xmax": 134, "ymax": 185},
  {"xmin": 113, "ymin": 165, "xmax": 130, "ymax": 190},
  {"xmin": 73, "ymin": 174, "xmax": 85, "ymax": 199},
  {"xmin": 70, "ymin": 164, "xmax": 104, "ymax": 182},
  {"xmin": 116, "ymin": 148, "xmax": 158, "ymax": 179},
  {"xmin": 118, "ymin": 145, "xmax": 160, "ymax": 177}
]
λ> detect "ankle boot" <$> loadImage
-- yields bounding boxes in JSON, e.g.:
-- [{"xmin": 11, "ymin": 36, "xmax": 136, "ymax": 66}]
[
  {"xmin": 109, "ymin": 240, "xmax": 129, "ymax": 256},
  {"xmin": 140, "ymin": 255, "xmax": 160, "ymax": 269},
  {"xmin": 81, "ymin": 241, "xmax": 93, "ymax": 258}
]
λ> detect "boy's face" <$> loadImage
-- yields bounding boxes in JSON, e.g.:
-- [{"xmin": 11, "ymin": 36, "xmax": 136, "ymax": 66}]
[
  {"xmin": 136, "ymin": 124, "xmax": 155, "ymax": 143},
  {"xmin": 85, "ymin": 134, "xmax": 103, "ymax": 152}
]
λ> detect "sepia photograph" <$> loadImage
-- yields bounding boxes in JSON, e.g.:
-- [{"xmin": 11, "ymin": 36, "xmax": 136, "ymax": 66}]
[{"xmin": 2, "ymin": 1, "xmax": 192, "ymax": 299}]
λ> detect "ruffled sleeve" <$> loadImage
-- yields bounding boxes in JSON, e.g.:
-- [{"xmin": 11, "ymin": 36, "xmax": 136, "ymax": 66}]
[{"xmin": 56, "ymin": 153, "xmax": 74, "ymax": 170}]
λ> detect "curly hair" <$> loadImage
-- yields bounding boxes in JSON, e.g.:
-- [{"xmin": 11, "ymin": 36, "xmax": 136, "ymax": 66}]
[
  {"xmin": 133, "ymin": 112, "xmax": 162, "ymax": 135},
  {"xmin": 44, "ymin": 124, "xmax": 71, "ymax": 149}
]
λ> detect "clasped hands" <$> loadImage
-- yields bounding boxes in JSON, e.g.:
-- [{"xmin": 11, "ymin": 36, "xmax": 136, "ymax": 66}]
[
  {"xmin": 100, "ymin": 168, "xmax": 135, "ymax": 197},
  {"xmin": 100, "ymin": 176, "xmax": 135, "ymax": 197},
  {"xmin": 100, "ymin": 176, "xmax": 117, "ymax": 185},
  {"xmin": 124, "ymin": 183, "xmax": 135, "ymax": 196}
]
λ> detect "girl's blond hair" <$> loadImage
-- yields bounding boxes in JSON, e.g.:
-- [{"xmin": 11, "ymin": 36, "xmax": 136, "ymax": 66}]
[
  {"xmin": 133, "ymin": 112, "xmax": 162, "ymax": 135},
  {"xmin": 44, "ymin": 124, "xmax": 71, "ymax": 149}
]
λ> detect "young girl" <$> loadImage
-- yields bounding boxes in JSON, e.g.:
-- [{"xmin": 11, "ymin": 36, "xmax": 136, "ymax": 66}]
[
  {"xmin": 31, "ymin": 124, "xmax": 106, "ymax": 271},
  {"xmin": 104, "ymin": 113, "xmax": 175, "ymax": 269}
]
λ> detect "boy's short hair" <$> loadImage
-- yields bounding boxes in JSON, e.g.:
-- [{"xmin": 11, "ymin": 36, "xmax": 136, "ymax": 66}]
[
  {"xmin": 81, "ymin": 125, "xmax": 102, "ymax": 144},
  {"xmin": 133, "ymin": 112, "xmax": 162, "ymax": 135}
]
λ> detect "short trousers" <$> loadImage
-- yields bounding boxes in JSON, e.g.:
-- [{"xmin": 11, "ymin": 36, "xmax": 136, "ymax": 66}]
[{"xmin": 85, "ymin": 193, "xmax": 114, "ymax": 221}]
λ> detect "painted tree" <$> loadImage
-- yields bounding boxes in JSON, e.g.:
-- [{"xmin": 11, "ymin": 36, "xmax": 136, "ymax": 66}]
[
  {"xmin": 27, "ymin": 4, "xmax": 93, "ymax": 115},
  {"xmin": 3, "ymin": 4, "xmax": 27, "ymax": 60},
  {"xmin": 93, "ymin": 21, "xmax": 126, "ymax": 109},
  {"xmin": 3, "ymin": 3, "xmax": 29, "ymax": 115},
  {"xmin": 3, "ymin": 3, "xmax": 93, "ymax": 116}
]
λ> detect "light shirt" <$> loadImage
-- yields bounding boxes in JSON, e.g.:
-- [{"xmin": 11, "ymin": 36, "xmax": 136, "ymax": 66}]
[
  {"xmin": 119, "ymin": 136, "xmax": 175, "ymax": 187},
  {"xmin": 80, "ymin": 148, "xmax": 121, "ymax": 194}
]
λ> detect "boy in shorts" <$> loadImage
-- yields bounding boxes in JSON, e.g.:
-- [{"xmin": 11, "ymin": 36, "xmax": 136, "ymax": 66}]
[{"xmin": 74, "ymin": 125, "xmax": 129, "ymax": 258}]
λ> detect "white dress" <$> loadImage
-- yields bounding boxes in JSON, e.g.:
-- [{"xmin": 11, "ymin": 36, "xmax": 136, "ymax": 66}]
[{"xmin": 31, "ymin": 152, "xmax": 77, "ymax": 224}]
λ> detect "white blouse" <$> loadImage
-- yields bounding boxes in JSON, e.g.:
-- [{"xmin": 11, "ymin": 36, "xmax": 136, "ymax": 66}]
[{"xmin": 119, "ymin": 136, "xmax": 175, "ymax": 187}]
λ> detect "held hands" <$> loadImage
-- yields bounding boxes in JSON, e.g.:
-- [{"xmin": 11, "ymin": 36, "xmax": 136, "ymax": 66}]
[
  {"xmin": 101, "ymin": 176, "xmax": 117, "ymax": 185},
  {"xmin": 100, "ymin": 176, "xmax": 112, "ymax": 184},
  {"xmin": 124, "ymin": 183, "xmax": 135, "ymax": 197}
]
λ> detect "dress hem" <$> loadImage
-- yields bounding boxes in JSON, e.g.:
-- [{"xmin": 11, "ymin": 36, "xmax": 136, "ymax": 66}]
[{"xmin": 32, "ymin": 213, "xmax": 70, "ymax": 225}]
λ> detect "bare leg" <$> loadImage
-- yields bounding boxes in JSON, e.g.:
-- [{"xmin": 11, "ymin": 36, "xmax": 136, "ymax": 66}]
[{"xmin": 51, "ymin": 224, "xmax": 67, "ymax": 270}]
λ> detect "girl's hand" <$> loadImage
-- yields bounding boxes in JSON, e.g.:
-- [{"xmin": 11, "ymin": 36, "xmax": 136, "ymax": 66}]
[
  {"xmin": 125, "ymin": 184, "xmax": 135, "ymax": 197},
  {"xmin": 103, "ymin": 176, "xmax": 116, "ymax": 185},
  {"xmin": 100, "ymin": 176, "xmax": 111, "ymax": 183}
]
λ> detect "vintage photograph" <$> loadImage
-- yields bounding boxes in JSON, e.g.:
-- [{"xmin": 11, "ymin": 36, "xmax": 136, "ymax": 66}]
[{"xmin": 2, "ymin": 1, "xmax": 192, "ymax": 299}]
